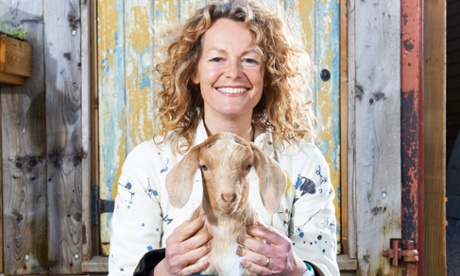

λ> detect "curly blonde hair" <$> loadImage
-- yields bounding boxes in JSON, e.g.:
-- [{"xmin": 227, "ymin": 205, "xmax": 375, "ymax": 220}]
[{"xmin": 154, "ymin": 0, "xmax": 315, "ymax": 153}]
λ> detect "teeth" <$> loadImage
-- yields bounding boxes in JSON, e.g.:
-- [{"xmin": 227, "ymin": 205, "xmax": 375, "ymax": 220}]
[{"xmin": 218, "ymin": 87, "xmax": 248, "ymax": 94}]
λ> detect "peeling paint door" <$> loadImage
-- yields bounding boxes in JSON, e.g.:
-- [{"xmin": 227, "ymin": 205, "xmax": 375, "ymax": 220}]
[{"xmin": 96, "ymin": 0, "xmax": 340, "ymax": 256}]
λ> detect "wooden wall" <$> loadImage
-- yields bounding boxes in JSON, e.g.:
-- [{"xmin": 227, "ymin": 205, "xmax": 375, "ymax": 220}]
[{"xmin": 0, "ymin": 0, "xmax": 91, "ymax": 274}]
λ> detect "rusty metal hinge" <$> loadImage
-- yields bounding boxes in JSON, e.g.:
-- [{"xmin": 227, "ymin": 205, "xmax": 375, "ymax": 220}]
[
  {"xmin": 91, "ymin": 186, "xmax": 115, "ymax": 225},
  {"xmin": 382, "ymin": 239, "xmax": 419, "ymax": 266}
]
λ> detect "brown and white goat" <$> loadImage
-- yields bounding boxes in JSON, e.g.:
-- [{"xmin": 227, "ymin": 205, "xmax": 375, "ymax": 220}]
[{"xmin": 166, "ymin": 132, "xmax": 287, "ymax": 276}]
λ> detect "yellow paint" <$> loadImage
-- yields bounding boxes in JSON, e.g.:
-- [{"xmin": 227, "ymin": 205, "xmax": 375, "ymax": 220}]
[
  {"xmin": 127, "ymin": 6, "xmax": 151, "ymax": 52},
  {"xmin": 127, "ymin": 74, "xmax": 155, "ymax": 145},
  {"xmin": 98, "ymin": 0, "xmax": 119, "ymax": 68},
  {"xmin": 298, "ymin": 0, "xmax": 315, "ymax": 54}
]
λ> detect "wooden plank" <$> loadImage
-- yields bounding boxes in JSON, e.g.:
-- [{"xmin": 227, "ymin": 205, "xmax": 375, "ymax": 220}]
[
  {"xmin": 97, "ymin": 0, "xmax": 127, "ymax": 256},
  {"xmin": 346, "ymin": 0, "xmax": 357, "ymax": 260},
  {"xmin": 81, "ymin": 0, "xmax": 92, "ymax": 262},
  {"xmin": 90, "ymin": 0, "xmax": 101, "ymax": 258},
  {"xmin": 340, "ymin": 0, "xmax": 350, "ymax": 257},
  {"xmin": 350, "ymin": 0, "xmax": 402, "ymax": 274},
  {"xmin": 1, "ymin": 0, "xmax": 47, "ymax": 274},
  {"xmin": 124, "ymin": 0, "xmax": 155, "ymax": 152},
  {"xmin": 424, "ymin": 0, "xmax": 447, "ymax": 273},
  {"xmin": 400, "ymin": 0, "xmax": 424, "ymax": 273},
  {"xmin": 44, "ymin": 0, "xmax": 83, "ymax": 273}
]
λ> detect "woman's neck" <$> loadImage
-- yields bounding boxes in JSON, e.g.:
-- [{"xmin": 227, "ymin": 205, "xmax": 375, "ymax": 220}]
[{"xmin": 203, "ymin": 115, "xmax": 254, "ymax": 142}]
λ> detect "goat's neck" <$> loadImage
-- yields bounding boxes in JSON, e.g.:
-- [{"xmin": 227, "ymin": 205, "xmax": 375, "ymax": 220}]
[{"xmin": 205, "ymin": 206, "xmax": 258, "ymax": 237}]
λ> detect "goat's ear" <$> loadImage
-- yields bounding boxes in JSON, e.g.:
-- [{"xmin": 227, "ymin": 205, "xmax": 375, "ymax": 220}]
[
  {"xmin": 165, "ymin": 146, "xmax": 200, "ymax": 208},
  {"xmin": 251, "ymin": 145, "xmax": 287, "ymax": 214}
]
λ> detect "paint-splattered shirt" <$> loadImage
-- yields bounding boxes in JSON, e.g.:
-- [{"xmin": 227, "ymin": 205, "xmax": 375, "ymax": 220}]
[{"xmin": 108, "ymin": 121, "xmax": 340, "ymax": 276}]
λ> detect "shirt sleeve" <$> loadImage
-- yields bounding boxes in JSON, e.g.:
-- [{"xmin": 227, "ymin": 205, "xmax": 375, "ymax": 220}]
[
  {"xmin": 288, "ymin": 144, "xmax": 340, "ymax": 276},
  {"xmin": 108, "ymin": 142, "xmax": 165, "ymax": 276}
]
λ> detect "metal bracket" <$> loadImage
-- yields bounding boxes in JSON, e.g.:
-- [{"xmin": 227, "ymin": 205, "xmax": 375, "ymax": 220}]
[
  {"xmin": 91, "ymin": 186, "xmax": 115, "ymax": 225},
  {"xmin": 382, "ymin": 239, "xmax": 419, "ymax": 266}
]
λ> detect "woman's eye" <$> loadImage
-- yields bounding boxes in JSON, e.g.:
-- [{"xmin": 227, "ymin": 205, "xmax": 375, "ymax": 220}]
[
  {"xmin": 242, "ymin": 58, "xmax": 259, "ymax": 66},
  {"xmin": 210, "ymin": 57, "xmax": 224, "ymax": 62},
  {"xmin": 200, "ymin": 165, "xmax": 209, "ymax": 171}
]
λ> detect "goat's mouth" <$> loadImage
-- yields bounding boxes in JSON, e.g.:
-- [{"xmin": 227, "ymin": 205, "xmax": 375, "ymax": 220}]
[{"xmin": 219, "ymin": 201, "xmax": 240, "ymax": 215}]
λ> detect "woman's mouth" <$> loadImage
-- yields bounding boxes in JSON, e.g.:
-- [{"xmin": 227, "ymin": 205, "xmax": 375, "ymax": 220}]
[{"xmin": 217, "ymin": 87, "xmax": 249, "ymax": 94}]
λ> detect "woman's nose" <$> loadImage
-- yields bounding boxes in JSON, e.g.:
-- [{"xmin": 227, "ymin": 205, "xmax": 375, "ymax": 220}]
[{"xmin": 225, "ymin": 60, "xmax": 242, "ymax": 79}]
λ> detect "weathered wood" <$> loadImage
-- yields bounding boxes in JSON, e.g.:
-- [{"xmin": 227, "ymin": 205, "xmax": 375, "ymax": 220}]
[
  {"xmin": 97, "ymin": 0, "xmax": 127, "ymax": 255},
  {"xmin": 424, "ymin": 0, "xmax": 447, "ymax": 273},
  {"xmin": 340, "ymin": 0, "xmax": 350, "ymax": 256},
  {"xmin": 346, "ymin": 0, "xmax": 357, "ymax": 260},
  {"xmin": 81, "ymin": 0, "xmax": 92, "ymax": 262},
  {"xmin": 1, "ymin": 0, "xmax": 47, "ymax": 274},
  {"xmin": 44, "ymin": 0, "xmax": 83, "ymax": 273},
  {"xmin": 349, "ymin": 0, "xmax": 402, "ymax": 274},
  {"xmin": 90, "ymin": 0, "xmax": 101, "ymax": 257},
  {"xmin": 400, "ymin": 0, "xmax": 425, "ymax": 274}
]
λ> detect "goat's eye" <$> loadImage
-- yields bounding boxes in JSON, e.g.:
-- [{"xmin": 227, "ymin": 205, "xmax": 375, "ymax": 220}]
[
  {"xmin": 200, "ymin": 165, "xmax": 208, "ymax": 171},
  {"xmin": 246, "ymin": 164, "xmax": 252, "ymax": 170}
]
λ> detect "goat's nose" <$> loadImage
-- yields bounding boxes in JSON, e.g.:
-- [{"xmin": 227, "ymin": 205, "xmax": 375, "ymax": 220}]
[{"xmin": 221, "ymin": 193, "xmax": 236, "ymax": 203}]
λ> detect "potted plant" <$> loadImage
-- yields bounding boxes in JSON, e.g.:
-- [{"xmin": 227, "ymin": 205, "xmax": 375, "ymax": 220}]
[{"xmin": 0, "ymin": 21, "xmax": 32, "ymax": 85}]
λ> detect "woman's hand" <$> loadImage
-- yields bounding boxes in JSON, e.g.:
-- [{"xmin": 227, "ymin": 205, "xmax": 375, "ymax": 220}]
[
  {"xmin": 154, "ymin": 215, "xmax": 212, "ymax": 276},
  {"xmin": 236, "ymin": 222, "xmax": 307, "ymax": 276}
]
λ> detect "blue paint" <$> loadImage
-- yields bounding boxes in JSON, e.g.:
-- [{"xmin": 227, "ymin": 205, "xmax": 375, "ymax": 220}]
[{"xmin": 140, "ymin": 72, "xmax": 150, "ymax": 90}]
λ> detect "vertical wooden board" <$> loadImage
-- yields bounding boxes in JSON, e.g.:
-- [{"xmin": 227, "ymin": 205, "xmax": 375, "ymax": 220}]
[
  {"xmin": 346, "ymin": 0, "xmax": 357, "ymax": 259},
  {"xmin": 125, "ymin": 0, "xmax": 155, "ymax": 150},
  {"xmin": 80, "ymin": 0, "xmax": 92, "ymax": 261},
  {"xmin": 98, "ymin": 0, "xmax": 127, "ymax": 255},
  {"xmin": 340, "ymin": 0, "xmax": 350, "ymax": 256},
  {"xmin": 1, "ymin": 0, "xmax": 47, "ymax": 274},
  {"xmin": 424, "ymin": 0, "xmax": 447, "ymax": 273},
  {"xmin": 44, "ymin": 0, "xmax": 83, "ymax": 273},
  {"xmin": 314, "ymin": 0, "xmax": 341, "ymax": 252},
  {"xmin": 178, "ymin": 0, "xmax": 207, "ymax": 21},
  {"xmin": 352, "ymin": 0, "xmax": 402, "ymax": 274}
]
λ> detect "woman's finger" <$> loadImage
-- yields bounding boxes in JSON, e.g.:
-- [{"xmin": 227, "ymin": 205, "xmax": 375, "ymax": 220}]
[{"xmin": 169, "ymin": 215, "xmax": 207, "ymax": 244}]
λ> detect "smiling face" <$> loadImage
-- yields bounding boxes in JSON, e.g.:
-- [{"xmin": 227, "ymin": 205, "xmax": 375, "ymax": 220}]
[{"xmin": 192, "ymin": 18, "xmax": 265, "ymax": 123}]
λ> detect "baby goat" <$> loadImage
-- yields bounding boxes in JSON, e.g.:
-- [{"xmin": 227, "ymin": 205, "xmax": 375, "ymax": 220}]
[{"xmin": 166, "ymin": 132, "xmax": 287, "ymax": 276}]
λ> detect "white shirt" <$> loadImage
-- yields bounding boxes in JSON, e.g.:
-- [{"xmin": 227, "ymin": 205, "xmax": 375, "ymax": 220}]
[{"xmin": 108, "ymin": 121, "xmax": 340, "ymax": 276}]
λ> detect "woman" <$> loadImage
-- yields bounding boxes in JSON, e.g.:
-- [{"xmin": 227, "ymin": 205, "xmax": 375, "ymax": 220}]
[{"xmin": 108, "ymin": 0, "xmax": 340, "ymax": 275}]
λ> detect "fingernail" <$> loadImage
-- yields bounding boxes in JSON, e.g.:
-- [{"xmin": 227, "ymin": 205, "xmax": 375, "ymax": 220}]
[
  {"xmin": 202, "ymin": 215, "xmax": 207, "ymax": 221},
  {"xmin": 201, "ymin": 256, "xmax": 209, "ymax": 264},
  {"xmin": 236, "ymin": 245, "xmax": 243, "ymax": 256}
]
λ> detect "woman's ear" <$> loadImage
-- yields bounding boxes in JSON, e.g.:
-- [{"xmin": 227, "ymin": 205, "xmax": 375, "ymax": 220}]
[{"xmin": 191, "ymin": 71, "xmax": 200, "ymax": 84}]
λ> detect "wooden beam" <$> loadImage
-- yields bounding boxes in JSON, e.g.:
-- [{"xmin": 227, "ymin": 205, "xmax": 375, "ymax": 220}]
[
  {"xmin": 424, "ymin": 0, "xmax": 447, "ymax": 273},
  {"xmin": 400, "ymin": 0, "xmax": 425, "ymax": 274}
]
